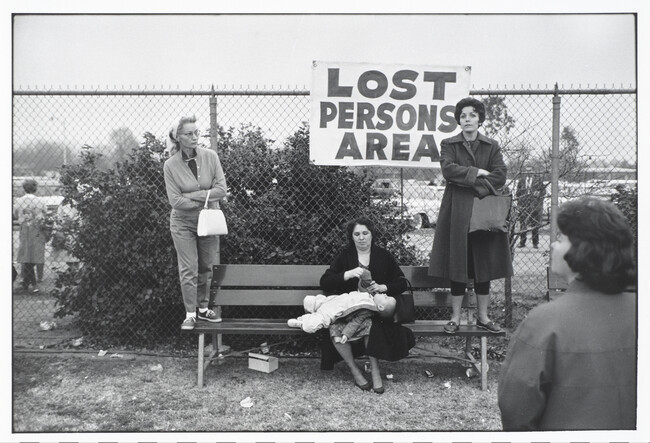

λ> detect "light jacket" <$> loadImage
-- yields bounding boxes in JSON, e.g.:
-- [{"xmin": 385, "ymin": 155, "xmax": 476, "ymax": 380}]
[
  {"xmin": 498, "ymin": 279, "xmax": 637, "ymax": 430},
  {"xmin": 163, "ymin": 147, "xmax": 227, "ymax": 215}
]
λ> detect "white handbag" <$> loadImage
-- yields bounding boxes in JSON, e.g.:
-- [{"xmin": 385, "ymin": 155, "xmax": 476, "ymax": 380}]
[{"xmin": 197, "ymin": 190, "xmax": 228, "ymax": 236}]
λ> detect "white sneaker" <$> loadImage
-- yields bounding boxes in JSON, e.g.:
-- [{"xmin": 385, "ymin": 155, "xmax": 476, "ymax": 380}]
[
  {"xmin": 181, "ymin": 317, "xmax": 196, "ymax": 330},
  {"xmin": 287, "ymin": 319, "xmax": 302, "ymax": 328}
]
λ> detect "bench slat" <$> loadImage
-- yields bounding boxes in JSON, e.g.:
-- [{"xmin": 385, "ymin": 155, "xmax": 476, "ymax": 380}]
[
  {"xmin": 212, "ymin": 264, "xmax": 452, "ymax": 290},
  {"xmin": 212, "ymin": 264, "xmax": 328, "ymax": 287},
  {"xmin": 212, "ymin": 289, "xmax": 474, "ymax": 307},
  {"xmin": 213, "ymin": 289, "xmax": 316, "ymax": 306},
  {"xmin": 187, "ymin": 319, "xmax": 505, "ymax": 337},
  {"xmin": 401, "ymin": 266, "xmax": 450, "ymax": 289}
]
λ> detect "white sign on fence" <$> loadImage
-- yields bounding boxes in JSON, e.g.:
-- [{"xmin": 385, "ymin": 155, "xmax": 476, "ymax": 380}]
[{"xmin": 310, "ymin": 61, "xmax": 471, "ymax": 168}]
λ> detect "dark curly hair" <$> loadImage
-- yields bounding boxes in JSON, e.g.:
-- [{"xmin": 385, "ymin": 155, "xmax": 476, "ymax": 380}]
[
  {"xmin": 346, "ymin": 216, "xmax": 376, "ymax": 248},
  {"xmin": 557, "ymin": 198, "xmax": 635, "ymax": 294},
  {"xmin": 22, "ymin": 179, "xmax": 38, "ymax": 194},
  {"xmin": 454, "ymin": 97, "xmax": 486, "ymax": 125}
]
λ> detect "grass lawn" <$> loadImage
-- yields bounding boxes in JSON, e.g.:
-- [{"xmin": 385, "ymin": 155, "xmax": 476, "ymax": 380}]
[{"xmin": 13, "ymin": 350, "xmax": 504, "ymax": 433}]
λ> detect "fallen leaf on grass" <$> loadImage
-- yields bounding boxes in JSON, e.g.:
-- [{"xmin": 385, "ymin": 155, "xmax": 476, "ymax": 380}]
[
  {"xmin": 39, "ymin": 321, "xmax": 56, "ymax": 331},
  {"xmin": 284, "ymin": 413, "xmax": 292, "ymax": 420},
  {"xmin": 150, "ymin": 363, "xmax": 163, "ymax": 372},
  {"xmin": 444, "ymin": 381, "xmax": 452, "ymax": 389},
  {"xmin": 98, "ymin": 350, "xmax": 108, "ymax": 357},
  {"xmin": 240, "ymin": 396, "xmax": 253, "ymax": 408}
]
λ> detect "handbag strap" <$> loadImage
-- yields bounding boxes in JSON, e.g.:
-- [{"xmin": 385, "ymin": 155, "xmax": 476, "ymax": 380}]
[
  {"xmin": 482, "ymin": 179, "xmax": 498, "ymax": 195},
  {"xmin": 399, "ymin": 276, "xmax": 414, "ymax": 295},
  {"xmin": 203, "ymin": 190, "xmax": 211, "ymax": 209}
]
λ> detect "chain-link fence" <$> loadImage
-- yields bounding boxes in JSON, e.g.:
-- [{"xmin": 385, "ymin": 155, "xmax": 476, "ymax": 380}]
[{"xmin": 12, "ymin": 87, "xmax": 637, "ymax": 348}]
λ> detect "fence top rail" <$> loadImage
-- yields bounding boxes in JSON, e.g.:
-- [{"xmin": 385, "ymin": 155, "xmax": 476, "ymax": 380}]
[
  {"xmin": 13, "ymin": 87, "xmax": 636, "ymax": 96},
  {"xmin": 471, "ymin": 88, "xmax": 636, "ymax": 96},
  {"xmin": 12, "ymin": 89, "xmax": 312, "ymax": 96}
]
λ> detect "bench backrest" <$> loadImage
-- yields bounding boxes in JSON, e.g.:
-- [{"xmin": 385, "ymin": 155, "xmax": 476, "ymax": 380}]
[{"xmin": 211, "ymin": 264, "xmax": 477, "ymax": 308}]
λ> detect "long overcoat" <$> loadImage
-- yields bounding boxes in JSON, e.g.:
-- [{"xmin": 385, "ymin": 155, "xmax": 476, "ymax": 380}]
[
  {"xmin": 428, "ymin": 132, "xmax": 513, "ymax": 283},
  {"xmin": 14, "ymin": 194, "xmax": 47, "ymax": 264}
]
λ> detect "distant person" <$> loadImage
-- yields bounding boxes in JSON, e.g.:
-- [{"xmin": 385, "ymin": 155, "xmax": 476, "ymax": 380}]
[
  {"xmin": 319, "ymin": 217, "xmax": 415, "ymax": 394},
  {"xmin": 163, "ymin": 115, "xmax": 228, "ymax": 330},
  {"xmin": 516, "ymin": 167, "xmax": 546, "ymax": 248},
  {"xmin": 13, "ymin": 179, "xmax": 48, "ymax": 293},
  {"xmin": 498, "ymin": 198, "xmax": 636, "ymax": 430},
  {"xmin": 428, "ymin": 97, "xmax": 513, "ymax": 334}
]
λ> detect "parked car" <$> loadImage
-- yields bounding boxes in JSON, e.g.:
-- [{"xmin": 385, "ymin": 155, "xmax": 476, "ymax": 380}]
[{"xmin": 371, "ymin": 178, "xmax": 398, "ymax": 197}]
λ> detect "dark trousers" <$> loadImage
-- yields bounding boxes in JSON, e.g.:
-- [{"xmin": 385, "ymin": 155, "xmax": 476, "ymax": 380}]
[
  {"xmin": 21, "ymin": 263, "xmax": 37, "ymax": 289},
  {"xmin": 518, "ymin": 209, "xmax": 541, "ymax": 247}
]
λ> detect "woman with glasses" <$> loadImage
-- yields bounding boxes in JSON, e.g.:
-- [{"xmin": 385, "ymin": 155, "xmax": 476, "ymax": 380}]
[{"xmin": 163, "ymin": 115, "xmax": 227, "ymax": 330}]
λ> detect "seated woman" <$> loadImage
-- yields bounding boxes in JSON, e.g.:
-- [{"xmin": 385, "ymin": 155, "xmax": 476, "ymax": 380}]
[
  {"xmin": 319, "ymin": 216, "xmax": 415, "ymax": 394},
  {"xmin": 498, "ymin": 198, "xmax": 636, "ymax": 430}
]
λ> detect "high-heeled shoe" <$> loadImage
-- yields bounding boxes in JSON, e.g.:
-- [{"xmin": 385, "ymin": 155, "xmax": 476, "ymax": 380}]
[
  {"xmin": 372, "ymin": 385, "xmax": 385, "ymax": 394},
  {"xmin": 355, "ymin": 381, "xmax": 371, "ymax": 391}
]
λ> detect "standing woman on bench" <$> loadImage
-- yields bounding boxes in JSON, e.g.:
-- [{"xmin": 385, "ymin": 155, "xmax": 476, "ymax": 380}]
[
  {"xmin": 428, "ymin": 97, "xmax": 513, "ymax": 334},
  {"xmin": 320, "ymin": 217, "xmax": 415, "ymax": 394},
  {"xmin": 163, "ymin": 115, "xmax": 227, "ymax": 330}
]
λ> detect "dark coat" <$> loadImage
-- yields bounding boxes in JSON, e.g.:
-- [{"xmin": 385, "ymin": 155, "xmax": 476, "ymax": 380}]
[
  {"xmin": 516, "ymin": 173, "xmax": 546, "ymax": 219},
  {"xmin": 498, "ymin": 280, "xmax": 637, "ymax": 430},
  {"xmin": 428, "ymin": 132, "xmax": 513, "ymax": 283},
  {"xmin": 319, "ymin": 244, "xmax": 415, "ymax": 370}
]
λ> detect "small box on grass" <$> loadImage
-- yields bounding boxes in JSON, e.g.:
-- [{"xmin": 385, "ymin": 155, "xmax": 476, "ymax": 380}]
[{"xmin": 248, "ymin": 352, "xmax": 278, "ymax": 373}]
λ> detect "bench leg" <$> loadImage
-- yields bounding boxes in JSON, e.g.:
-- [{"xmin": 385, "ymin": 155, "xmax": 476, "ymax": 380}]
[
  {"xmin": 480, "ymin": 336, "xmax": 488, "ymax": 391},
  {"xmin": 198, "ymin": 333, "xmax": 205, "ymax": 388}
]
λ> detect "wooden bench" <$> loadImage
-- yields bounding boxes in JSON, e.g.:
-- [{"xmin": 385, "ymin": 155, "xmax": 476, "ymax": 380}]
[{"xmin": 183, "ymin": 264, "xmax": 506, "ymax": 390}]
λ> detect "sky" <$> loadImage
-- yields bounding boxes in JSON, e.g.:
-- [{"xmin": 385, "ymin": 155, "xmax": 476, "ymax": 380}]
[
  {"xmin": 12, "ymin": 13, "xmax": 638, "ymax": 90},
  {"xmin": 3, "ymin": 1, "xmax": 650, "ymax": 442}
]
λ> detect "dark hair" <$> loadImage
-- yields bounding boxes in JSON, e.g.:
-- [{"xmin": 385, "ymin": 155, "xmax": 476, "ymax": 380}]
[
  {"xmin": 346, "ymin": 216, "xmax": 376, "ymax": 247},
  {"xmin": 454, "ymin": 97, "xmax": 486, "ymax": 125},
  {"xmin": 557, "ymin": 198, "xmax": 635, "ymax": 294},
  {"xmin": 22, "ymin": 179, "xmax": 38, "ymax": 194}
]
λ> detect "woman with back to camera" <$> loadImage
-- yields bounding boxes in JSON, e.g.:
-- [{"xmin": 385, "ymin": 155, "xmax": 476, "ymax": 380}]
[
  {"xmin": 13, "ymin": 179, "xmax": 48, "ymax": 293},
  {"xmin": 498, "ymin": 198, "xmax": 636, "ymax": 430},
  {"xmin": 319, "ymin": 217, "xmax": 415, "ymax": 394},
  {"xmin": 163, "ymin": 115, "xmax": 227, "ymax": 330},
  {"xmin": 428, "ymin": 97, "xmax": 513, "ymax": 334}
]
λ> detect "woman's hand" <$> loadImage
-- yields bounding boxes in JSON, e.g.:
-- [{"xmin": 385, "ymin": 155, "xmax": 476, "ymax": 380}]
[
  {"xmin": 368, "ymin": 283, "xmax": 388, "ymax": 294},
  {"xmin": 344, "ymin": 267, "xmax": 365, "ymax": 281},
  {"xmin": 477, "ymin": 168, "xmax": 491, "ymax": 177}
]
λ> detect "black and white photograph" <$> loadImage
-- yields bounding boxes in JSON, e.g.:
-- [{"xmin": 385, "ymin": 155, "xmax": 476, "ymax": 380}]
[{"xmin": 5, "ymin": 1, "xmax": 648, "ymax": 442}]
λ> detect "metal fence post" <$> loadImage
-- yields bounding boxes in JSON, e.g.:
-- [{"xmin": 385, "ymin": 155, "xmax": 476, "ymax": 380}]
[
  {"xmin": 209, "ymin": 86, "xmax": 225, "ymax": 353},
  {"xmin": 548, "ymin": 84, "xmax": 562, "ymax": 295}
]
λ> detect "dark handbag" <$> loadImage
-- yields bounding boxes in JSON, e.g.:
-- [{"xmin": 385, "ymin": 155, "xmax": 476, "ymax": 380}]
[
  {"xmin": 394, "ymin": 277, "xmax": 416, "ymax": 324},
  {"xmin": 469, "ymin": 180, "xmax": 512, "ymax": 233}
]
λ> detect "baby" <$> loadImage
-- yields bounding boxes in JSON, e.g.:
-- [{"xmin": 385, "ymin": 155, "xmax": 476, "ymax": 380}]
[{"xmin": 287, "ymin": 268, "xmax": 396, "ymax": 342}]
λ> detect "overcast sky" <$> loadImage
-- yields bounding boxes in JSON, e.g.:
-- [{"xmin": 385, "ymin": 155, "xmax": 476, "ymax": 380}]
[{"xmin": 13, "ymin": 13, "xmax": 637, "ymax": 90}]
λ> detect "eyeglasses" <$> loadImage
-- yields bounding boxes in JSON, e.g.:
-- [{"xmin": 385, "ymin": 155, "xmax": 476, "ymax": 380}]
[{"xmin": 180, "ymin": 130, "xmax": 201, "ymax": 138}]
